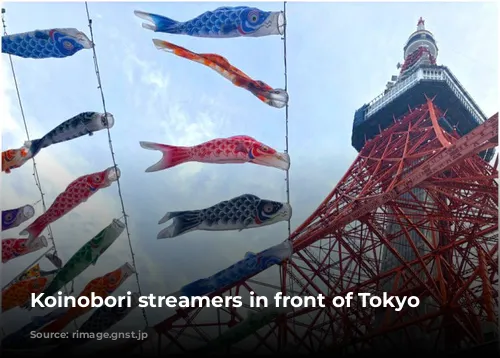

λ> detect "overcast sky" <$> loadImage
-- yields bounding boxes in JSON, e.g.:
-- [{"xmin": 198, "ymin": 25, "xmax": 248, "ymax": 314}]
[{"xmin": 1, "ymin": 0, "xmax": 498, "ymax": 345}]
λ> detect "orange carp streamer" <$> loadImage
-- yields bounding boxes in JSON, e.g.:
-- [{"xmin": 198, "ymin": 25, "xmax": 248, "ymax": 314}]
[
  {"xmin": 152, "ymin": 39, "xmax": 288, "ymax": 109},
  {"xmin": 40, "ymin": 262, "xmax": 135, "ymax": 332},
  {"xmin": 16, "ymin": 264, "xmax": 42, "ymax": 282},
  {"xmin": 2, "ymin": 147, "xmax": 29, "ymax": 174},
  {"xmin": 2, "ymin": 275, "xmax": 53, "ymax": 312}
]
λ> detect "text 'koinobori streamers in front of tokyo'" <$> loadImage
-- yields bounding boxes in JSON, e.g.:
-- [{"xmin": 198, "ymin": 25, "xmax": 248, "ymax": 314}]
[{"xmin": 30, "ymin": 291, "xmax": 420, "ymax": 313}]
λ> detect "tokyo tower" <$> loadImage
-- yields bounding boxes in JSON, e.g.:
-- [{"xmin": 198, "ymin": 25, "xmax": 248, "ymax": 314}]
[{"xmin": 117, "ymin": 18, "xmax": 498, "ymax": 355}]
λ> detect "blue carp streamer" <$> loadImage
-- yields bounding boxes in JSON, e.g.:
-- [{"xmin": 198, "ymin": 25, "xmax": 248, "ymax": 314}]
[
  {"xmin": 180, "ymin": 240, "xmax": 293, "ymax": 297},
  {"xmin": 1, "ymin": 205, "xmax": 35, "ymax": 232},
  {"xmin": 134, "ymin": 6, "xmax": 285, "ymax": 38},
  {"xmin": 2, "ymin": 28, "xmax": 92, "ymax": 59}
]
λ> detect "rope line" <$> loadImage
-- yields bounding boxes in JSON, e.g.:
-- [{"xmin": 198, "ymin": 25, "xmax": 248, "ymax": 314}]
[
  {"xmin": 1, "ymin": 8, "xmax": 76, "ymax": 328},
  {"xmin": 283, "ymin": 1, "xmax": 291, "ymax": 239},
  {"xmin": 84, "ymin": 2, "xmax": 149, "ymax": 328},
  {"xmin": 282, "ymin": 0, "xmax": 296, "ymax": 340}
]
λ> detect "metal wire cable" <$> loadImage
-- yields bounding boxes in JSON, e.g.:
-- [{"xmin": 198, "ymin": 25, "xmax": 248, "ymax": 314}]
[
  {"xmin": 84, "ymin": 2, "xmax": 149, "ymax": 328},
  {"xmin": 2, "ymin": 8, "xmax": 77, "ymax": 329}
]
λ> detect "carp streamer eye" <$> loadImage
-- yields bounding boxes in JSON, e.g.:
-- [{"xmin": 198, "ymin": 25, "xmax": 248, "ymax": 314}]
[
  {"xmin": 93, "ymin": 175, "xmax": 102, "ymax": 183},
  {"xmin": 248, "ymin": 10, "xmax": 259, "ymax": 23},
  {"xmin": 63, "ymin": 40, "xmax": 73, "ymax": 50},
  {"xmin": 260, "ymin": 146, "xmax": 269, "ymax": 152},
  {"xmin": 4, "ymin": 213, "xmax": 14, "ymax": 223},
  {"xmin": 262, "ymin": 203, "xmax": 274, "ymax": 214}
]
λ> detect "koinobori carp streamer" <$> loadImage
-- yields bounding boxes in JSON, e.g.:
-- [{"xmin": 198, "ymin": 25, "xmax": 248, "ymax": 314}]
[
  {"xmin": 2, "ymin": 148, "xmax": 29, "ymax": 174},
  {"xmin": 2, "ymin": 236, "xmax": 48, "ymax": 263},
  {"xmin": 20, "ymin": 167, "xmax": 120, "ymax": 246},
  {"xmin": 134, "ymin": 6, "xmax": 285, "ymax": 38},
  {"xmin": 42, "ymin": 219, "xmax": 125, "ymax": 296},
  {"xmin": 179, "ymin": 240, "xmax": 293, "ymax": 297},
  {"xmin": 2, "ymin": 28, "xmax": 92, "ymax": 59},
  {"xmin": 26, "ymin": 112, "xmax": 115, "ymax": 159},
  {"xmin": 2, "ymin": 112, "xmax": 114, "ymax": 174},
  {"xmin": 2, "ymin": 274, "xmax": 56, "ymax": 312},
  {"xmin": 152, "ymin": 39, "xmax": 288, "ymax": 108},
  {"xmin": 39, "ymin": 262, "xmax": 135, "ymax": 333},
  {"xmin": 157, "ymin": 194, "xmax": 292, "ymax": 239},
  {"xmin": 13, "ymin": 264, "xmax": 42, "ymax": 285},
  {"xmin": 139, "ymin": 135, "xmax": 290, "ymax": 172},
  {"xmin": 2, "ymin": 204, "xmax": 35, "ymax": 232}
]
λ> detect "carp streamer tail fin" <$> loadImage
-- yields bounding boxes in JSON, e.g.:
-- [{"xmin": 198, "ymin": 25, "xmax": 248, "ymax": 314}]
[
  {"xmin": 139, "ymin": 141, "xmax": 191, "ymax": 172},
  {"xmin": 134, "ymin": 10, "xmax": 179, "ymax": 32}
]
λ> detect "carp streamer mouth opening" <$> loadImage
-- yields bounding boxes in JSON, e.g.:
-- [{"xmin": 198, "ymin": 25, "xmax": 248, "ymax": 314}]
[
  {"xmin": 105, "ymin": 167, "xmax": 121, "ymax": 182},
  {"xmin": 263, "ymin": 89, "xmax": 288, "ymax": 108},
  {"xmin": 78, "ymin": 33, "xmax": 94, "ymax": 49},
  {"xmin": 124, "ymin": 262, "xmax": 137, "ymax": 275},
  {"xmin": 112, "ymin": 218, "xmax": 126, "ymax": 229},
  {"xmin": 255, "ymin": 152, "xmax": 290, "ymax": 171},
  {"xmin": 102, "ymin": 113, "xmax": 115, "ymax": 129},
  {"xmin": 22, "ymin": 205, "xmax": 35, "ymax": 220},
  {"xmin": 274, "ymin": 152, "xmax": 291, "ymax": 170},
  {"xmin": 281, "ymin": 203, "xmax": 293, "ymax": 220},
  {"xmin": 276, "ymin": 12, "xmax": 285, "ymax": 35}
]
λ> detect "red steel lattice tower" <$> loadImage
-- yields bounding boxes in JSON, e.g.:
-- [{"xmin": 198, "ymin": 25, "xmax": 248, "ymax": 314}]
[{"xmin": 116, "ymin": 19, "xmax": 498, "ymax": 355}]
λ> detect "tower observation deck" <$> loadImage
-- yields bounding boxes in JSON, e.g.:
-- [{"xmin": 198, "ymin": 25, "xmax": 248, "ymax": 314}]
[{"xmin": 352, "ymin": 17, "xmax": 495, "ymax": 162}]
